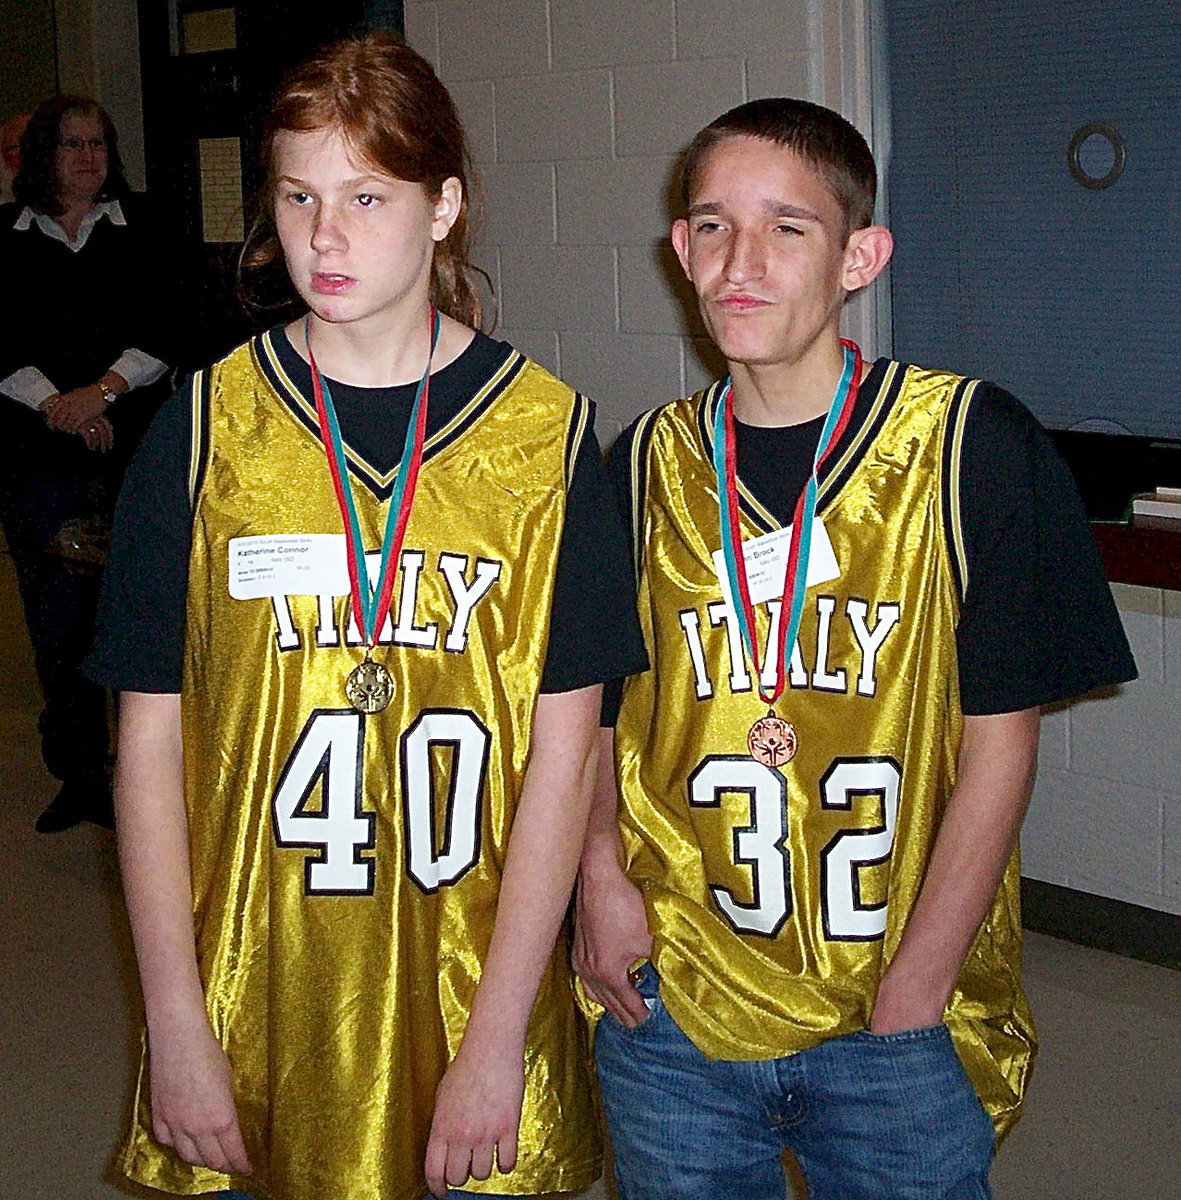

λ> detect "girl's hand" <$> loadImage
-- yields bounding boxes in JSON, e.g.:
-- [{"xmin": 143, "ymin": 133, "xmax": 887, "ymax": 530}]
[
  {"xmin": 147, "ymin": 1020, "xmax": 253, "ymax": 1176},
  {"xmin": 424, "ymin": 1040, "xmax": 524, "ymax": 1198}
]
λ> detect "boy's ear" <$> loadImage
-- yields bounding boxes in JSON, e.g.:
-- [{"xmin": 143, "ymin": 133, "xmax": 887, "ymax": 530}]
[
  {"xmin": 841, "ymin": 225, "xmax": 893, "ymax": 293},
  {"xmin": 671, "ymin": 218, "xmax": 692, "ymax": 281}
]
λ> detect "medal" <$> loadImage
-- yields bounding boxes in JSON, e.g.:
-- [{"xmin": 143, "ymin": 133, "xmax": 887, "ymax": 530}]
[
  {"xmin": 747, "ymin": 711, "xmax": 798, "ymax": 768},
  {"xmin": 345, "ymin": 657, "xmax": 395, "ymax": 714},
  {"xmin": 308, "ymin": 307, "xmax": 439, "ymax": 713},
  {"xmin": 712, "ymin": 340, "xmax": 862, "ymax": 759}
]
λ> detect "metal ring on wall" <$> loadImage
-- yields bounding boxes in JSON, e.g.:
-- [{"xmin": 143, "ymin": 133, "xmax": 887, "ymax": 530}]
[{"xmin": 1067, "ymin": 123, "xmax": 1126, "ymax": 190}]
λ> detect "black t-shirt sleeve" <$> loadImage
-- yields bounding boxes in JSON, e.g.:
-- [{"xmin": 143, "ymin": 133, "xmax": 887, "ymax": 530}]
[
  {"xmin": 598, "ymin": 418, "xmax": 650, "ymax": 724},
  {"xmin": 955, "ymin": 384, "xmax": 1136, "ymax": 714},
  {"xmin": 84, "ymin": 380, "xmax": 193, "ymax": 692},
  {"xmin": 540, "ymin": 412, "xmax": 649, "ymax": 693}
]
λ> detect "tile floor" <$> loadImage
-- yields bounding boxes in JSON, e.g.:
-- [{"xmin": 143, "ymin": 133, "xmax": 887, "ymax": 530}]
[{"xmin": 2, "ymin": 548, "xmax": 1179, "ymax": 1199}]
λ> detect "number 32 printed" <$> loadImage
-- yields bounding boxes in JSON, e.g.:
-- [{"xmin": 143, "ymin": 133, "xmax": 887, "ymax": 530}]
[
  {"xmin": 272, "ymin": 708, "xmax": 490, "ymax": 896},
  {"xmin": 688, "ymin": 755, "xmax": 901, "ymax": 940}
]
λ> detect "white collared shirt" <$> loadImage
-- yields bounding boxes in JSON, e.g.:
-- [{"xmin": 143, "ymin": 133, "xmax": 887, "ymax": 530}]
[{"xmin": 13, "ymin": 198, "xmax": 127, "ymax": 251}]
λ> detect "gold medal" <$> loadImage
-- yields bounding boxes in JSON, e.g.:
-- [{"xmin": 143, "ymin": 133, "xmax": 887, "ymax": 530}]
[
  {"xmin": 747, "ymin": 712, "xmax": 797, "ymax": 769},
  {"xmin": 346, "ymin": 658, "xmax": 394, "ymax": 713}
]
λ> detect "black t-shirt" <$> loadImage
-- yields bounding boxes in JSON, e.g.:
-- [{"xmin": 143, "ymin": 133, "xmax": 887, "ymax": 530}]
[
  {"xmin": 85, "ymin": 328, "xmax": 648, "ymax": 695},
  {"xmin": 602, "ymin": 358, "xmax": 1135, "ymax": 721}
]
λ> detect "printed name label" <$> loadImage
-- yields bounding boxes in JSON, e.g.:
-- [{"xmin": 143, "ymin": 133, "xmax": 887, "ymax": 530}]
[
  {"xmin": 712, "ymin": 518, "xmax": 839, "ymax": 611},
  {"xmin": 229, "ymin": 534, "xmax": 348, "ymax": 599}
]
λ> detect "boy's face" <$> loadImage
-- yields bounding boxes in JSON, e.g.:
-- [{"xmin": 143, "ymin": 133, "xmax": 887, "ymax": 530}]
[{"xmin": 672, "ymin": 136, "xmax": 869, "ymax": 375}]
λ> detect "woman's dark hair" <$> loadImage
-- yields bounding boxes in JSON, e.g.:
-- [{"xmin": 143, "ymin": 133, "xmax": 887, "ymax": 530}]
[
  {"xmin": 240, "ymin": 32, "xmax": 484, "ymax": 328},
  {"xmin": 13, "ymin": 94, "xmax": 128, "ymax": 216},
  {"xmin": 677, "ymin": 98, "xmax": 878, "ymax": 237}
]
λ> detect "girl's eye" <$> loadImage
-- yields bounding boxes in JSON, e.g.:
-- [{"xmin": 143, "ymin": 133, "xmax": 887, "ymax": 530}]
[
  {"xmin": 357, "ymin": 193, "xmax": 378, "ymax": 207},
  {"xmin": 286, "ymin": 191, "xmax": 311, "ymax": 205}
]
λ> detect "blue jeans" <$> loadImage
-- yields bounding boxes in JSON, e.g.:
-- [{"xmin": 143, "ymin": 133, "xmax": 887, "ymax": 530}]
[{"xmin": 595, "ymin": 963, "xmax": 994, "ymax": 1200}]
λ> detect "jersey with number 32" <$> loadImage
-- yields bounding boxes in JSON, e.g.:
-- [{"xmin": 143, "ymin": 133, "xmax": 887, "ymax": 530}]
[
  {"xmin": 118, "ymin": 331, "xmax": 602, "ymax": 1200},
  {"xmin": 615, "ymin": 362, "xmax": 1035, "ymax": 1139}
]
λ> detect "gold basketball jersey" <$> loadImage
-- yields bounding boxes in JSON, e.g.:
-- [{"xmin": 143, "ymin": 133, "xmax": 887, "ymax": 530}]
[
  {"xmin": 615, "ymin": 362, "xmax": 1035, "ymax": 1138},
  {"xmin": 120, "ymin": 332, "xmax": 602, "ymax": 1199}
]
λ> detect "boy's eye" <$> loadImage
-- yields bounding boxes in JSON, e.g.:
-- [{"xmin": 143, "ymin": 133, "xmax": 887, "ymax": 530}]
[{"xmin": 694, "ymin": 219, "xmax": 723, "ymax": 233}]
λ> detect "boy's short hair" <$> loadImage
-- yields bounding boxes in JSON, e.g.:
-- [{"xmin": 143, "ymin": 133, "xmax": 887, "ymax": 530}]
[{"xmin": 677, "ymin": 98, "xmax": 877, "ymax": 235}]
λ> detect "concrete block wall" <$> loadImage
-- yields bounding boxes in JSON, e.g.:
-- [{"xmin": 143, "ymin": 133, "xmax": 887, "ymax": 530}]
[
  {"xmin": 404, "ymin": 0, "xmax": 817, "ymax": 437},
  {"xmin": 1023, "ymin": 584, "xmax": 1181, "ymax": 916}
]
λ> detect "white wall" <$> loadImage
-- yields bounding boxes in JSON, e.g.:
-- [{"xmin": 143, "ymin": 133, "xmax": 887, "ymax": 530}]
[
  {"xmin": 405, "ymin": 0, "xmax": 879, "ymax": 437},
  {"xmin": 1024, "ymin": 585, "xmax": 1181, "ymax": 916}
]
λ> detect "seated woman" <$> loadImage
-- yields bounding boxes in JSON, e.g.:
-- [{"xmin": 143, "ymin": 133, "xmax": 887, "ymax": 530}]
[{"xmin": 0, "ymin": 95, "xmax": 170, "ymax": 832}]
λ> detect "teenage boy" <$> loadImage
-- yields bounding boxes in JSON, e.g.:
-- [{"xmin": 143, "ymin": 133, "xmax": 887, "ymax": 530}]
[{"xmin": 574, "ymin": 98, "xmax": 1135, "ymax": 1200}]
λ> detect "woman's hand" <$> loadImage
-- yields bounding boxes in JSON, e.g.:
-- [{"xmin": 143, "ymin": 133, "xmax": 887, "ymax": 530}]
[
  {"xmin": 424, "ymin": 1040, "xmax": 524, "ymax": 1198},
  {"xmin": 147, "ymin": 1019, "xmax": 253, "ymax": 1176},
  {"xmin": 44, "ymin": 384, "xmax": 106, "ymax": 433},
  {"xmin": 78, "ymin": 414, "xmax": 114, "ymax": 453}
]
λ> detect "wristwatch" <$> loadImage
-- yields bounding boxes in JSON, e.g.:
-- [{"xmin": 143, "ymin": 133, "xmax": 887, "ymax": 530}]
[{"xmin": 98, "ymin": 381, "xmax": 119, "ymax": 405}]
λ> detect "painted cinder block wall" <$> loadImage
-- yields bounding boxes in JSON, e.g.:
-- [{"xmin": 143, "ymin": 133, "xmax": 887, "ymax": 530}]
[
  {"xmin": 1024, "ymin": 586, "xmax": 1181, "ymax": 917},
  {"xmin": 404, "ymin": 0, "xmax": 820, "ymax": 437}
]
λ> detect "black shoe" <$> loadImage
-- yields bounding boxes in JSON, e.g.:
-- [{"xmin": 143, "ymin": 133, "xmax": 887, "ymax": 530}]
[{"xmin": 34, "ymin": 777, "xmax": 114, "ymax": 833}]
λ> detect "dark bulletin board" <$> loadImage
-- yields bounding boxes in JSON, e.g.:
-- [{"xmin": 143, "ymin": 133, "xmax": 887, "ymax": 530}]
[{"xmin": 885, "ymin": 0, "xmax": 1181, "ymax": 437}]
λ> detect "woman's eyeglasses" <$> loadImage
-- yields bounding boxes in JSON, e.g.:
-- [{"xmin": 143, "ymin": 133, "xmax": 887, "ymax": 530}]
[{"xmin": 58, "ymin": 137, "xmax": 108, "ymax": 153}]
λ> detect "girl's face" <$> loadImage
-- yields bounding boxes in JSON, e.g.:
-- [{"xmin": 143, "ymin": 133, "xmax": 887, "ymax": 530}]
[{"xmin": 272, "ymin": 125, "xmax": 460, "ymax": 333}]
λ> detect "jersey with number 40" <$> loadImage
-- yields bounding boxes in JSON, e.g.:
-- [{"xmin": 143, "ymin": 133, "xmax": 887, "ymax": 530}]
[
  {"xmin": 615, "ymin": 362, "xmax": 1035, "ymax": 1139},
  {"xmin": 118, "ymin": 332, "xmax": 602, "ymax": 1200}
]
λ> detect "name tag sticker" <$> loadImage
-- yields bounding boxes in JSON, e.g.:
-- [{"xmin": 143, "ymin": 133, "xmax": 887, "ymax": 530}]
[
  {"xmin": 712, "ymin": 519, "xmax": 840, "ymax": 610},
  {"xmin": 228, "ymin": 534, "xmax": 349, "ymax": 599}
]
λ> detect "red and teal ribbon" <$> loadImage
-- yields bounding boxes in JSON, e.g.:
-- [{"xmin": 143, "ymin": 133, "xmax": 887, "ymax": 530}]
[
  {"xmin": 307, "ymin": 306, "xmax": 440, "ymax": 650},
  {"xmin": 712, "ymin": 339, "xmax": 862, "ymax": 706}
]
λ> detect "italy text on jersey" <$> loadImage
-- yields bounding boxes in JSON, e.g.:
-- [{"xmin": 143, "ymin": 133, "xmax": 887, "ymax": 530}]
[
  {"xmin": 679, "ymin": 593, "xmax": 901, "ymax": 701},
  {"xmin": 270, "ymin": 548, "xmax": 503, "ymax": 654}
]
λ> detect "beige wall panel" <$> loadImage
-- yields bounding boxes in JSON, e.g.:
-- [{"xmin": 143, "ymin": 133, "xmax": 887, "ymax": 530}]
[
  {"xmin": 746, "ymin": 52, "xmax": 815, "ymax": 103},
  {"xmin": 477, "ymin": 161, "xmax": 555, "ymax": 246},
  {"xmin": 496, "ymin": 70, "xmax": 613, "ymax": 162},
  {"xmin": 550, "ymin": 0, "xmax": 674, "ymax": 70},
  {"xmin": 613, "ymin": 58, "xmax": 744, "ymax": 157},
  {"xmin": 618, "ymin": 243, "xmax": 701, "ymax": 337},
  {"xmin": 499, "ymin": 245, "xmax": 615, "ymax": 332},
  {"xmin": 404, "ymin": 2, "xmax": 441, "ymax": 68},
  {"xmin": 437, "ymin": 0, "xmax": 549, "ymax": 80},
  {"xmin": 559, "ymin": 330, "xmax": 681, "ymax": 430},
  {"xmin": 676, "ymin": 0, "xmax": 809, "ymax": 60},
  {"xmin": 448, "ymin": 79, "xmax": 498, "ymax": 164},
  {"xmin": 555, "ymin": 156, "xmax": 675, "ymax": 245}
]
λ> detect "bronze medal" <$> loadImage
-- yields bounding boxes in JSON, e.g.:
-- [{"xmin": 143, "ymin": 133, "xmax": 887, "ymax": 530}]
[
  {"xmin": 346, "ymin": 659, "xmax": 394, "ymax": 714},
  {"xmin": 747, "ymin": 713, "xmax": 797, "ymax": 769}
]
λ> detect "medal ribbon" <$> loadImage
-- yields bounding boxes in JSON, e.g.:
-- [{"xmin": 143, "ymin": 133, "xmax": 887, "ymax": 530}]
[
  {"xmin": 307, "ymin": 306, "xmax": 440, "ymax": 650},
  {"xmin": 713, "ymin": 339, "xmax": 862, "ymax": 706}
]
